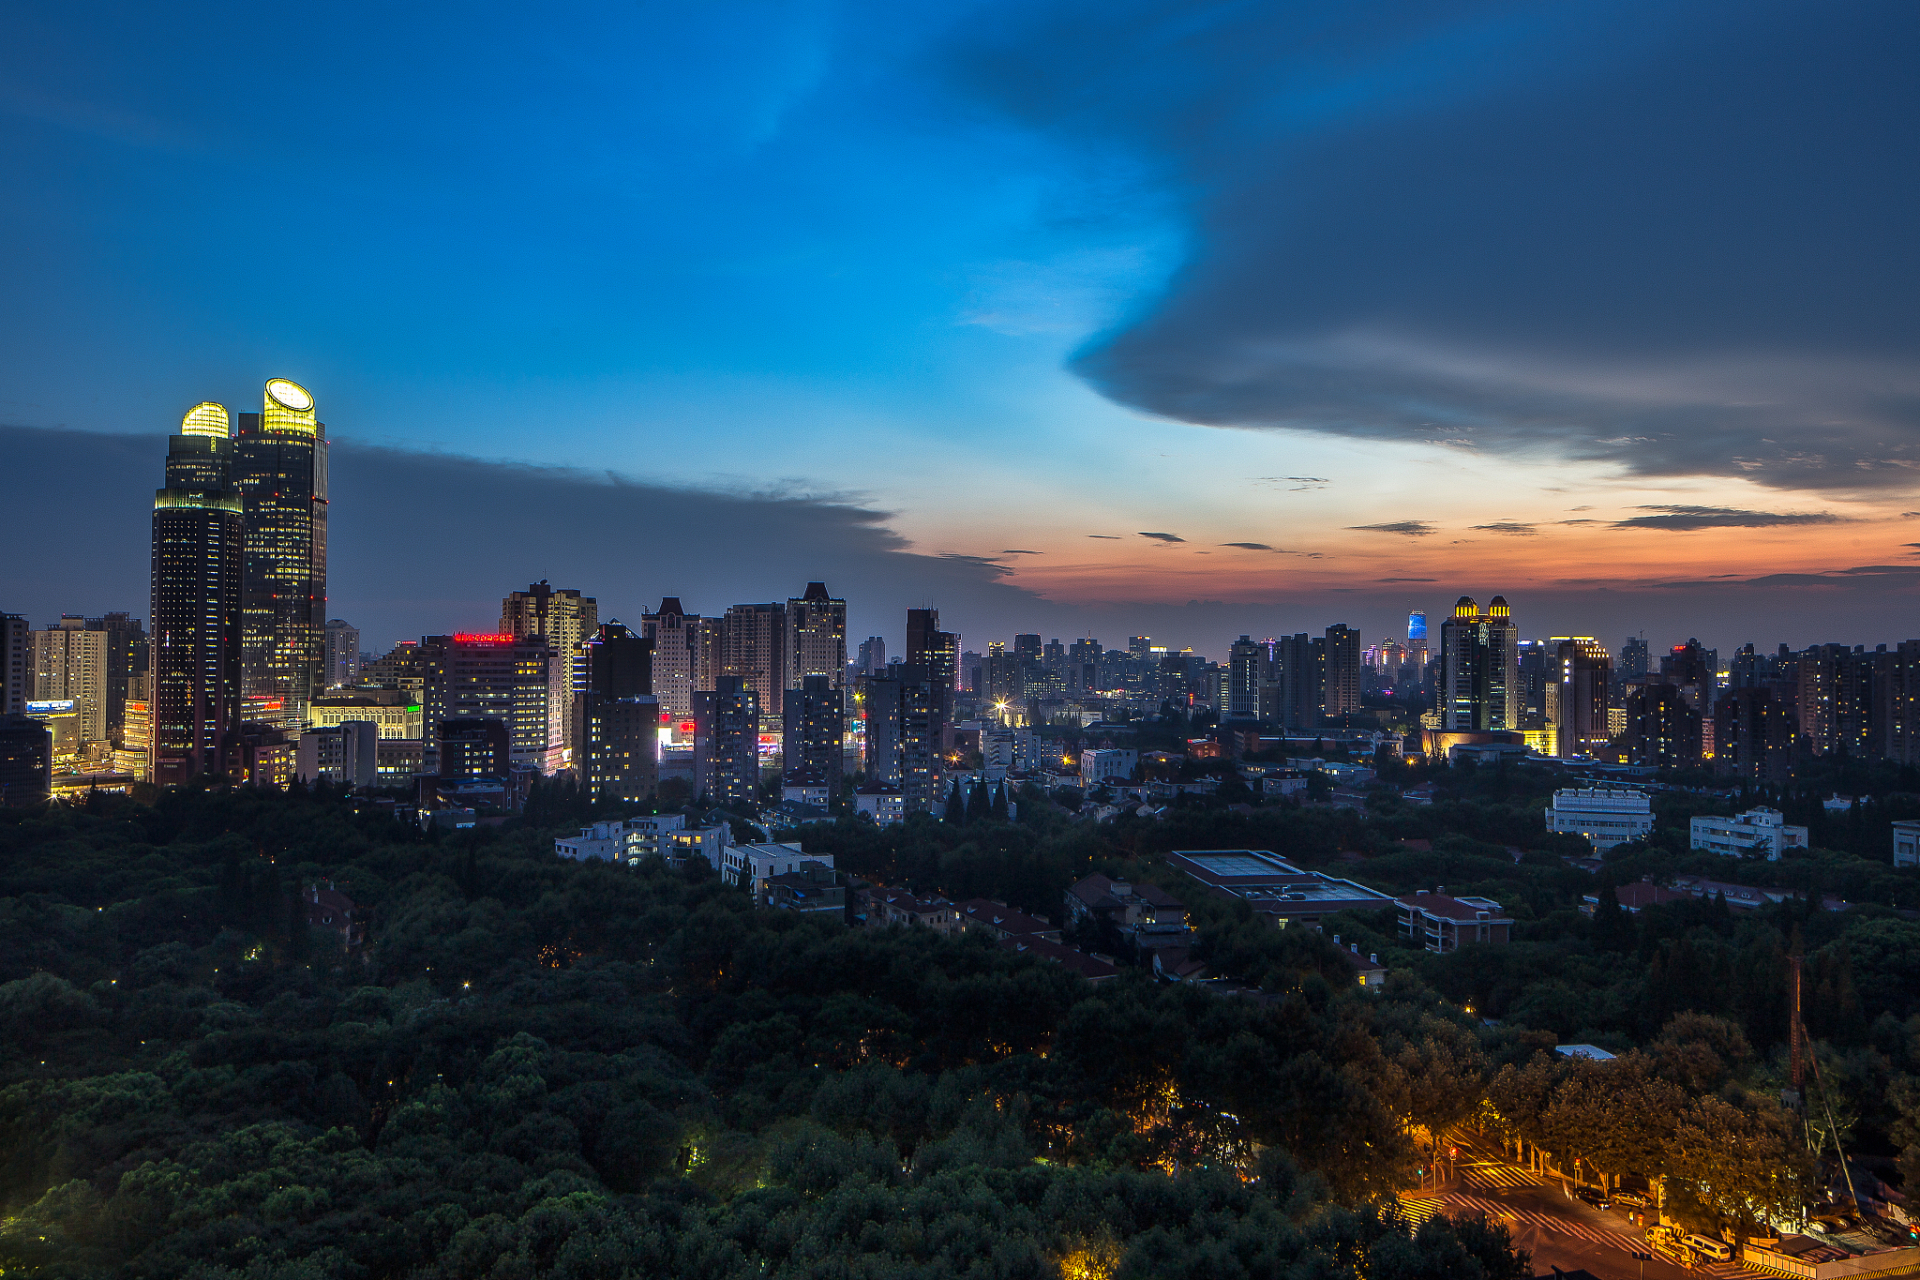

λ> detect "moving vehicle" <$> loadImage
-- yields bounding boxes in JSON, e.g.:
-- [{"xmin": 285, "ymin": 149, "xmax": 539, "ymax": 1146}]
[
  {"xmin": 1686, "ymin": 1234, "xmax": 1734, "ymax": 1263},
  {"xmin": 1612, "ymin": 1190, "xmax": 1650, "ymax": 1209},
  {"xmin": 1573, "ymin": 1185, "xmax": 1611, "ymax": 1209}
]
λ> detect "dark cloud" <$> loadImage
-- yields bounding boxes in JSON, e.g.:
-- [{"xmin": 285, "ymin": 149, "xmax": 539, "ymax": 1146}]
[
  {"xmin": 1377, "ymin": 577, "xmax": 1436, "ymax": 583},
  {"xmin": 1220, "ymin": 541, "xmax": 1278, "ymax": 551},
  {"xmin": 1137, "ymin": 531, "xmax": 1185, "ymax": 542},
  {"xmin": 1349, "ymin": 521, "xmax": 1434, "ymax": 536},
  {"xmin": 1644, "ymin": 564, "xmax": 1920, "ymax": 590},
  {"xmin": 1001, "ymin": 549, "xmax": 1042, "ymax": 554},
  {"xmin": 0, "ymin": 426, "xmax": 1048, "ymax": 651},
  {"xmin": 1472, "ymin": 522, "xmax": 1536, "ymax": 536},
  {"xmin": 1609, "ymin": 506, "xmax": 1843, "ymax": 531},
  {"xmin": 1088, "ymin": 534, "xmax": 1122, "ymax": 539},
  {"xmin": 957, "ymin": 1, "xmax": 1920, "ymax": 490}
]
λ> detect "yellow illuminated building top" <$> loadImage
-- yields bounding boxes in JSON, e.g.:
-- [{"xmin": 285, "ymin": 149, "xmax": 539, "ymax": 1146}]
[
  {"xmin": 262, "ymin": 379, "xmax": 317, "ymax": 435},
  {"xmin": 181, "ymin": 402, "xmax": 230, "ymax": 437}
]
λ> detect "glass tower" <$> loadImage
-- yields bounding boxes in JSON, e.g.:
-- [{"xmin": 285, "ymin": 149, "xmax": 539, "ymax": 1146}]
[
  {"xmin": 151, "ymin": 402, "xmax": 245, "ymax": 785},
  {"xmin": 235, "ymin": 379, "xmax": 327, "ymax": 730}
]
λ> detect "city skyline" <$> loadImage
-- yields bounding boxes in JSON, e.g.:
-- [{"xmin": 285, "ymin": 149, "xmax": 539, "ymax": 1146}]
[{"xmin": 2, "ymin": 3, "xmax": 1917, "ymax": 658}]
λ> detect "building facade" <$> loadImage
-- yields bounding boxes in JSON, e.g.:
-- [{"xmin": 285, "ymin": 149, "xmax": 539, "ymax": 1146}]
[
  {"xmin": 720, "ymin": 603, "xmax": 787, "ymax": 719},
  {"xmin": 783, "ymin": 673, "xmax": 843, "ymax": 800},
  {"xmin": 501, "ymin": 582, "xmax": 597, "ymax": 770},
  {"xmin": 1545, "ymin": 787, "xmax": 1653, "ymax": 851},
  {"xmin": 32, "ymin": 619, "xmax": 109, "ymax": 746},
  {"xmin": 785, "ymin": 582, "xmax": 846, "ymax": 694},
  {"xmin": 1552, "ymin": 637, "xmax": 1613, "ymax": 758},
  {"xmin": 151, "ymin": 402, "xmax": 245, "ymax": 786},
  {"xmin": 418, "ymin": 633, "xmax": 553, "ymax": 773},
  {"xmin": 575, "ymin": 621, "xmax": 658, "ymax": 805},
  {"xmin": 641, "ymin": 598, "xmax": 714, "ymax": 721},
  {"xmin": 1439, "ymin": 596, "xmax": 1521, "ymax": 732},
  {"xmin": 693, "ymin": 674, "xmax": 759, "ymax": 808},
  {"xmin": 323, "ymin": 619, "xmax": 361, "ymax": 689},
  {"xmin": 234, "ymin": 379, "xmax": 328, "ymax": 732}
]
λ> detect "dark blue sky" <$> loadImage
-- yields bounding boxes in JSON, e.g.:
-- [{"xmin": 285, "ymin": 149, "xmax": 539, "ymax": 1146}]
[{"xmin": 2, "ymin": 1, "xmax": 1916, "ymax": 655}]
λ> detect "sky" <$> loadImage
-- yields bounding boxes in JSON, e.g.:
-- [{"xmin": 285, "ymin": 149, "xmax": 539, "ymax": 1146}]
[{"xmin": 2, "ymin": 0, "xmax": 1918, "ymax": 659}]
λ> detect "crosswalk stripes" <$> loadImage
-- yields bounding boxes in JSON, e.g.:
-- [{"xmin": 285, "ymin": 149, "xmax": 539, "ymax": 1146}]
[
  {"xmin": 1458, "ymin": 1162, "xmax": 1541, "ymax": 1190},
  {"xmin": 1394, "ymin": 1197, "xmax": 1445, "ymax": 1227},
  {"xmin": 1441, "ymin": 1194, "xmax": 1644, "ymax": 1253}
]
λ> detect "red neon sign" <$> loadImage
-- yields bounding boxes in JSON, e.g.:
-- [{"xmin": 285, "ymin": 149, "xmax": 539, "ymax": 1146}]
[{"xmin": 452, "ymin": 633, "xmax": 514, "ymax": 644}]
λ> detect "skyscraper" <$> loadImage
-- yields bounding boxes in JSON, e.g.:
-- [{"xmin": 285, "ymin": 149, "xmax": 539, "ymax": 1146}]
[
  {"xmin": 1406, "ymin": 610, "xmax": 1429, "ymax": 670},
  {"xmin": 785, "ymin": 582, "xmax": 847, "ymax": 694},
  {"xmin": 642, "ymin": 598, "xmax": 715, "ymax": 721},
  {"xmin": 784, "ymin": 673, "xmax": 844, "ymax": 799},
  {"xmin": 906, "ymin": 608, "xmax": 957, "ymax": 748},
  {"xmin": 234, "ymin": 379, "xmax": 327, "ymax": 731},
  {"xmin": 0, "ymin": 614, "xmax": 29, "ymax": 717},
  {"xmin": 694, "ymin": 674, "xmax": 759, "ymax": 808},
  {"xmin": 1552, "ymin": 637, "xmax": 1612, "ymax": 758},
  {"xmin": 721, "ymin": 602, "xmax": 787, "ymax": 717},
  {"xmin": 323, "ymin": 619, "xmax": 362, "ymax": 689},
  {"xmin": 857, "ymin": 636, "xmax": 887, "ymax": 676},
  {"xmin": 1225, "ymin": 636, "xmax": 1262, "ymax": 721},
  {"xmin": 862, "ymin": 664, "xmax": 940, "ymax": 814},
  {"xmin": 576, "ymin": 621, "xmax": 658, "ymax": 805},
  {"xmin": 151, "ymin": 402, "xmax": 245, "ymax": 785},
  {"xmin": 1438, "ymin": 596, "xmax": 1521, "ymax": 731},
  {"xmin": 1322, "ymin": 624, "xmax": 1361, "ymax": 719},
  {"xmin": 31, "ymin": 619, "xmax": 108, "ymax": 746},
  {"xmin": 502, "ymin": 582, "xmax": 597, "ymax": 770}
]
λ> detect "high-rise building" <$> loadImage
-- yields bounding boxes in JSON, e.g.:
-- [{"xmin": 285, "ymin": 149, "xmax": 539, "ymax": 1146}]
[
  {"xmin": 906, "ymin": 608, "xmax": 957, "ymax": 748},
  {"xmin": 861, "ymin": 664, "xmax": 941, "ymax": 814},
  {"xmin": 783, "ymin": 673, "xmax": 844, "ymax": 799},
  {"xmin": 1882, "ymin": 641, "xmax": 1920, "ymax": 765},
  {"xmin": 693, "ymin": 674, "xmax": 759, "ymax": 808},
  {"xmin": 1438, "ymin": 596, "xmax": 1520, "ymax": 731},
  {"xmin": 501, "ymin": 582, "xmax": 597, "ymax": 770},
  {"xmin": 0, "ymin": 716, "xmax": 52, "ymax": 806},
  {"xmin": 1406, "ymin": 611, "xmax": 1429, "ymax": 671},
  {"xmin": 323, "ymin": 620, "xmax": 362, "ymax": 689},
  {"xmin": 785, "ymin": 582, "xmax": 846, "ymax": 694},
  {"xmin": 1225, "ymin": 636, "xmax": 1263, "ymax": 721},
  {"xmin": 1552, "ymin": 637, "xmax": 1612, "ymax": 758},
  {"xmin": 1322, "ymin": 624, "xmax": 1361, "ymax": 718},
  {"xmin": 418, "ymin": 633, "xmax": 552, "ymax": 774},
  {"xmin": 439, "ymin": 717, "xmax": 511, "ymax": 780},
  {"xmin": 1624, "ymin": 682, "xmax": 1702, "ymax": 768},
  {"xmin": 234, "ymin": 379, "xmax": 328, "ymax": 732},
  {"xmin": 576, "ymin": 621, "xmax": 658, "ymax": 805},
  {"xmin": 116, "ymin": 692, "xmax": 153, "ymax": 781},
  {"xmin": 1264, "ymin": 633, "xmax": 1321, "ymax": 728},
  {"xmin": 65, "ymin": 612, "xmax": 146, "ymax": 742},
  {"xmin": 0, "ymin": 614, "xmax": 29, "ymax": 717},
  {"xmin": 151, "ymin": 402, "xmax": 245, "ymax": 786},
  {"xmin": 641, "ymin": 598, "xmax": 716, "ymax": 721},
  {"xmin": 857, "ymin": 636, "xmax": 887, "ymax": 676},
  {"xmin": 1660, "ymin": 639, "xmax": 1717, "ymax": 712},
  {"xmin": 1619, "ymin": 636, "xmax": 1650, "ymax": 682},
  {"xmin": 721, "ymin": 602, "xmax": 787, "ymax": 718},
  {"xmin": 1714, "ymin": 686, "xmax": 1796, "ymax": 783},
  {"xmin": 32, "ymin": 619, "xmax": 109, "ymax": 745}
]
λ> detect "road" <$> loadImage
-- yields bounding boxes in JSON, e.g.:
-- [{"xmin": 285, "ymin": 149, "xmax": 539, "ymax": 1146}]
[{"xmin": 1397, "ymin": 1132, "xmax": 1744, "ymax": 1280}]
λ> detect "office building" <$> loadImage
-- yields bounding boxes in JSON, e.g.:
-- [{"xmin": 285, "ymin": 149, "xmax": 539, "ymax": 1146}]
[
  {"xmin": 1545, "ymin": 788, "xmax": 1652, "ymax": 851},
  {"xmin": 234, "ymin": 379, "xmax": 328, "ymax": 732},
  {"xmin": 1552, "ymin": 637, "xmax": 1612, "ymax": 758},
  {"xmin": 501, "ymin": 582, "xmax": 596, "ymax": 770},
  {"xmin": 693, "ymin": 674, "xmax": 759, "ymax": 808},
  {"xmin": 720, "ymin": 602, "xmax": 787, "ymax": 718},
  {"xmin": 418, "ymin": 633, "xmax": 553, "ymax": 773},
  {"xmin": 576, "ymin": 621, "xmax": 658, "ymax": 805},
  {"xmin": 1323, "ymin": 624, "xmax": 1361, "ymax": 718},
  {"xmin": 0, "ymin": 716, "xmax": 53, "ymax": 806},
  {"xmin": 310, "ymin": 689, "xmax": 422, "ymax": 739},
  {"xmin": 32, "ymin": 619, "xmax": 109, "ymax": 745},
  {"xmin": 1439, "ymin": 596, "xmax": 1520, "ymax": 731},
  {"xmin": 115, "ymin": 694, "xmax": 152, "ymax": 781},
  {"xmin": 783, "ymin": 673, "xmax": 844, "ymax": 800},
  {"xmin": 908, "ymin": 608, "xmax": 958, "ymax": 745},
  {"xmin": 642, "ymin": 599, "xmax": 715, "ymax": 722},
  {"xmin": 1619, "ymin": 636, "xmax": 1650, "ymax": 682},
  {"xmin": 1224, "ymin": 636, "xmax": 1262, "ymax": 721},
  {"xmin": 785, "ymin": 582, "xmax": 846, "ymax": 694},
  {"xmin": 1263, "ymin": 633, "xmax": 1321, "ymax": 729},
  {"xmin": 857, "ymin": 636, "xmax": 887, "ymax": 676},
  {"xmin": 296, "ymin": 720, "xmax": 378, "ymax": 788},
  {"xmin": 323, "ymin": 620, "xmax": 361, "ymax": 689},
  {"xmin": 151, "ymin": 401, "xmax": 245, "ymax": 786},
  {"xmin": 67, "ymin": 612, "xmax": 145, "ymax": 742},
  {"xmin": 24, "ymin": 700, "xmax": 80, "ymax": 768},
  {"xmin": 1406, "ymin": 610, "xmax": 1428, "ymax": 671}
]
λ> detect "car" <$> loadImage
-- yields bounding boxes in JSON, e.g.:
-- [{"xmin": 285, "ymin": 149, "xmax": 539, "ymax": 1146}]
[
  {"xmin": 1573, "ymin": 1185, "xmax": 1611, "ymax": 1209},
  {"xmin": 1612, "ymin": 1190, "xmax": 1650, "ymax": 1209},
  {"xmin": 1686, "ymin": 1234, "xmax": 1734, "ymax": 1263}
]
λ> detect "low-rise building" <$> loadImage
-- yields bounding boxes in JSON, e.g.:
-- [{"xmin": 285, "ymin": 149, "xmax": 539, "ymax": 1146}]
[
  {"xmin": 1166, "ymin": 849, "xmax": 1394, "ymax": 928},
  {"xmin": 1895, "ymin": 820, "xmax": 1920, "ymax": 869},
  {"xmin": 1079, "ymin": 748, "xmax": 1138, "ymax": 787},
  {"xmin": 859, "ymin": 885, "xmax": 960, "ymax": 933},
  {"xmin": 1397, "ymin": 890, "xmax": 1513, "ymax": 953},
  {"xmin": 955, "ymin": 899, "xmax": 1060, "ymax": 943},
  {"xmin": 1330, "ymin": 937, "xmax": 1387, "ymax": 989},
  {"xmin": 996, "ymin": 934, "xmax": 1119, "ymax": 982},
  {"xmin": 304, "ymin": 881, "xmax": 366, "ymax": 949},
  {"xmin": 1065, "ymin": 873, "xmax": 1186, "ymax": 930},
  {"xmin": 855, "ymin": 781, "xmax": 905, "ymax": 825},
  {"xmin": 1689, "ymin": 807, "xmax": 1809, "ymax": 860},
  {"xmin": 1545, "ymin": 787, "xmax": 1653, "ymax": 851},
  {"xmin": 762, "ymin": 862, "xmax": 844, "ymax": 919},
  {"xmin": 1261, "ymin": 772, "xmax": 1307, "ymax": 798}
]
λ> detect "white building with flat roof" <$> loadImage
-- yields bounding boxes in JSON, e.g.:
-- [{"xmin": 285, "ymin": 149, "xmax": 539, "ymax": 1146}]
[
  {"xmin": 1545, "ymin": 788, "xmax": 1653, "ymax": 851},
  {"xmin": 1893, "ymin": 820, "xmax": 1920, "ymax": 869},
  {"xmin": 1690, "ymin": 808, "xmax": 1808, "ymax": 861}
]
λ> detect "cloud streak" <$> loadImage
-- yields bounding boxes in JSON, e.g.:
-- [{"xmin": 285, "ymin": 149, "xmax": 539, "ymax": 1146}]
[
  {"xmin": 1137, "ymin": 531, "xmax": 1185, "ymax": 543},
  {"xmin": 1609, "ymin": 506, "xmax": 1843, "ymax": 532},
  {"xmin": 1349, "ymin": 521, "xmax": 1434, "ymax": 537}
]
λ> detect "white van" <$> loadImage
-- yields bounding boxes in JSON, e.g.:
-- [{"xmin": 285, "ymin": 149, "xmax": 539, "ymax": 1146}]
[{"xmin": 1686, "ymin": 1234, "xmax": 1733, "ymax": 1262}]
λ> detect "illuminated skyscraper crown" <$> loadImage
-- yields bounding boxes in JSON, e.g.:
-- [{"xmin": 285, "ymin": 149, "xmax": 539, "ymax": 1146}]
[
  {"xmin": 1488, "ymin": 596, "xmax": 1511, "ymax": 618},
  {"xmin": 261, "ymin": 379, "xmax": 317, "ymax": 435},
  {"xmin": 181, "ymin": 402, "xmax": 230, "ymax": 437},
  {"xmin": 1454, "ymin": 597, "xmax": 1478, "ymax": 618}
]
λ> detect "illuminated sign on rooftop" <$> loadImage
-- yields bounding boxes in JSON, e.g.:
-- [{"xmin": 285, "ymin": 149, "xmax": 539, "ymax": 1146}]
[{"xmin": 452, "ymin": 633, "xmax": 515, "ymax": 645}]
